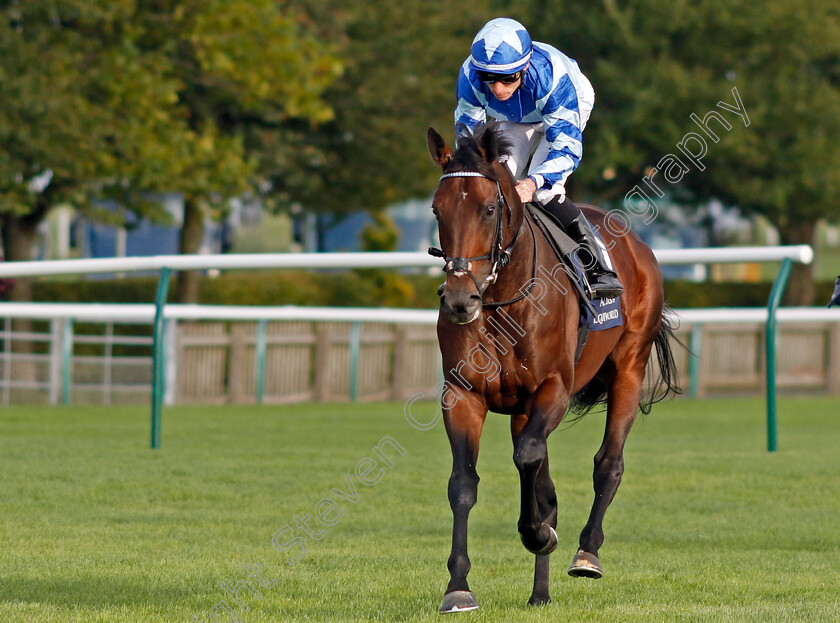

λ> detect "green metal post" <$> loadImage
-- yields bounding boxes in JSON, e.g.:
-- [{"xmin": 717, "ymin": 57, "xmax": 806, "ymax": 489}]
[
  {"xmin": 688, "ymin": 323, "xmax": 702, "ymax": 399},
  {"xmin": 151, "ymin": 267, "xmax": 171, "ymax": 450},
  {"xmin": 349, "ymin": 322, "xmax": 361, "ymax": 402},
  {"xmin": 765, "ymin": 258, "xmax": 793, "ymax": 453},
  {"xmin": 62, "ymin": 318, "xmax": 74, "ymax": 405},
  {"xmin": 255, "ymin": 319, "xmax": 267, "ymax": 404}
]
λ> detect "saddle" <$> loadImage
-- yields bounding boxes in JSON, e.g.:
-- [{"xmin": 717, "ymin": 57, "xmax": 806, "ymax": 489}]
[{"xmin": 524, "ymin": 203, "xmax": 623, "ymax": 363}]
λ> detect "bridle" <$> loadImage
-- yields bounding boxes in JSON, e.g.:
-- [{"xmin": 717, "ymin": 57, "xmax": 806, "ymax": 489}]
[{"xmin": 428, "ymin": 170, "xmax": 537, "ymax": 308}]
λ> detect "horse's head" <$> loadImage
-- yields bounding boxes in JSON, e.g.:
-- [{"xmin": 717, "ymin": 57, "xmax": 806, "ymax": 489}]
[{"xmin": 427, "ymin": 125, "xmax": 523, "ymax": 325}]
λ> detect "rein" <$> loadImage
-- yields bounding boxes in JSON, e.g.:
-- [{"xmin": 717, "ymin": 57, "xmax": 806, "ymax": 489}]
[{"xmin": 428, "ymin": 170, "xmax": 538, "ymax": 309}]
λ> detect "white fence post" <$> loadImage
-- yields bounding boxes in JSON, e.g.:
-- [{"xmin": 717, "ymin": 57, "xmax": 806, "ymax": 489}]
[
  {"xmin": 164, "ymin": 318, "xmax": 178, "ymax": 406},
  {"xmin": 49, "ymin": 319, "xmax": 62, "ymax": 405}
]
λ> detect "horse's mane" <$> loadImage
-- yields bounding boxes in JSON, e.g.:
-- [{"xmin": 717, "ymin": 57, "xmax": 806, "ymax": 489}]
[{"xmin": 446, "ymin": 124, "xmax": 513, "ymax": 180}]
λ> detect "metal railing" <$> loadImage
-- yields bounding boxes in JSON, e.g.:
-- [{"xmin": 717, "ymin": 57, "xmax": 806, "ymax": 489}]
[
  {"xmin": 0, "ymin": 246, "xmax": 817, "ymax": 451},
  {"xmin": 3, "ymin": 305, "xmax": 838, "ymax": 400}
]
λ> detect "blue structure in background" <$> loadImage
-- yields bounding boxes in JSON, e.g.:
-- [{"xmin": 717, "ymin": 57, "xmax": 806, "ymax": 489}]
[
  {"xmin": 318, "ymin": 212, "xmax": 370, "ymax": 252},
  {"xmin": 80, "ymin": 194, "xmax": 232, "ymax": 265},
  {"xmin": 315, "ymin": 198, "xmax": 437, "ymax": 254},
  {"xmin": 313, "ymin": 195, "xmax": 723, "ymax": 282},
  {"xmin": 85, "ymin": 217, "xmax": 181, "ymax": 258},
  {"xmin": 73, "ymin": 190, "xmax": 747, "ymax": 285}
]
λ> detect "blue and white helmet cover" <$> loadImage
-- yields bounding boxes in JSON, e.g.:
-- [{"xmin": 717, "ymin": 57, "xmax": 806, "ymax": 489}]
[{"xmin": 469, "ymin": 18, "xmax": 533, "ymax": 74}]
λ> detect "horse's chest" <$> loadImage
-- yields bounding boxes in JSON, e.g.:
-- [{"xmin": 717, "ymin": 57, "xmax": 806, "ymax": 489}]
[
  {"xmin": 484, "ymin": 353, "xmax": 538, "ymax": 410},
  {"xmin": 444, "ymin": 319, "xmax": 551, "ymax": 410}
]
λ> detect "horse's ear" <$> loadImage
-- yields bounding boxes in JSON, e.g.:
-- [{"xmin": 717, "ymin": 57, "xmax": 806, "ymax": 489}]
[
  {"xmin": 478, "ymin": 125, "xmax": 501, "ymax": 163},
  {"xmin": 427, "ymin": 127, "xmax": 452, "ymax": 168}
]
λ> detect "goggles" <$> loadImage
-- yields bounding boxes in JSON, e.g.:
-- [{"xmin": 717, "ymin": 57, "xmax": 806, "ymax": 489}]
[{"xmin": 477, "ymin": 70, "xmax": 523, "ymax": 84}]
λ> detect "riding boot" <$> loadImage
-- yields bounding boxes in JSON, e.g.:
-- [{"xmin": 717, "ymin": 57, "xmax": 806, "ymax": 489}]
[
  {"xmin": 539, "ymin": 195, "xmax": 623, "ymax": 299},
  {"xmin": 564, "ymin": 214, "xmax": 624, "ymax": 299}
]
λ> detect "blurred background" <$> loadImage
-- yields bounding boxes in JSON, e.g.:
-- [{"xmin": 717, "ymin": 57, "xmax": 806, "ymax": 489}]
[
  {"xmin": 1, "ymin": 0, "xmax": 837, "ymax": 306},
  {"xmin": 1, "ymin": 8, "xmax": 838, "ymax": 621},
  {"xmin": 1, "ymin": 1, "xmax": 839, "ymax": 407}
]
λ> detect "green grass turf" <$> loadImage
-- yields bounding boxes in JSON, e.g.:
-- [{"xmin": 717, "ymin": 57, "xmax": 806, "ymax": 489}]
[{"xmin": 1, "ymin": 397, "xmax": 838, "ymax": 622}]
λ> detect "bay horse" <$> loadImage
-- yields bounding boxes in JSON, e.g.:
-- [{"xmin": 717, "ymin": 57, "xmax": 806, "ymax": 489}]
[{"xmin": 427, "ymin": 125, "xmax": 680, "ymax": 612}]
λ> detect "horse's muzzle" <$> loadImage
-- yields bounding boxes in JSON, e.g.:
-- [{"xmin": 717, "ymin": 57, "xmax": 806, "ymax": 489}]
[{"xmin": 440, "ymin": 282, "xmax": 482, "ymax": 325}]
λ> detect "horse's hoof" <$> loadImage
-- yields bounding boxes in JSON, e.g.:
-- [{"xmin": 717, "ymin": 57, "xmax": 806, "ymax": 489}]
[
  {"xmin": 439, "ymin": 590, "xmax": 479, "ymax": 614},
  {"xmin": 521, "ymin": 525, "xmax": 558, "ymax": 556},
  {"xmin": 567, "ymin": 548, "xmax": 604, "ymax": 579},
  {"xmin": 527, "ymin": 594, "xmax": 551, "ymax": 606}
]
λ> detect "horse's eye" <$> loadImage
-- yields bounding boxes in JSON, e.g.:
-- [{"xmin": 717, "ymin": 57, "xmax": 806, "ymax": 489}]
[{"xmin": 485, "ymin": 204, "xmax": 496, "ymax": 216}]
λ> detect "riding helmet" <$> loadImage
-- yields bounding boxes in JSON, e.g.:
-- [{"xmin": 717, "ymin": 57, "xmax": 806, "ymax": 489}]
[{"xmin": 469, "ymin": 18, "xmax": 533, "ymax": 74}]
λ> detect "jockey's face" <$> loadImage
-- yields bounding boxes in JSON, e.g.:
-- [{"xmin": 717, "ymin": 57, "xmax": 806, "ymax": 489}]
[
  {"xmin": 481, "ymin": 64, "xmax": 526, "ymax": 102},
  {"xmin": 489, "ymin": 77, "xmax": 521, "ymax": 101}
]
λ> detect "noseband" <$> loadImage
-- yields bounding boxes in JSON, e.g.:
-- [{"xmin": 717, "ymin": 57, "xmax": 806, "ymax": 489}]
[{"xmin": 429, "ymin": 170, "xmax": 537, "ymax": 308}]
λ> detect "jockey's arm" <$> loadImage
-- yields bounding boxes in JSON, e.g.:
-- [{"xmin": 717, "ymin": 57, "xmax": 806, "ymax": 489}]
[{"xmin": 528, "ymin": 79, "xmax": 584, "ymax": 192}]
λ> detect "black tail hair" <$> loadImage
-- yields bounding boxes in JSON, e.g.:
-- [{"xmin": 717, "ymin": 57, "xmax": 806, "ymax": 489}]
[
  {"xmin": 640, "ymin": 306, "xmax": 683, "ymax": 413},
  {"xmin": 569, "ymin": 305, "xmax": 684, "ymax": 417}
]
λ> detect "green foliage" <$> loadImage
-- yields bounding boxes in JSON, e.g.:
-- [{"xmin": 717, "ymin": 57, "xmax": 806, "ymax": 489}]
[
  {"xmin": 274, "ymin": 1, "xmax": 529, "ymax": 212},
  {"xmin": 184, "ymin": 0, "xmax": 339, "ymax": 122},
  {"xmin": 0, "ymin": 2, "xmax": 185, "ymax": 216},
  {"xmin": 519, "ymin": 0, "xmax": 840, "ymax": 303},
  {"xmin": 31, "ymin": 277, "xmax": 161, "ymax": 304},
  {"xmin": 526, "ymin": 1, "xmax": 840, "ymax": 215},
  {"xmin": 0, "ymin": 1, "xmax": 341, "ymax": 248},
  {"xmin": 663, "ymin": 280, "xmax": 771, "ymax": 308},
  {"xmin": 360, "ymin": 212, "xmax": 400, "ymax": 252},
  {"xmin": 139, "ymin": 0, "xmax": 342, "ymax": 208},
  {"xmin": 29, "ymin": 271, "xmax": 440, "ymax": 308}
]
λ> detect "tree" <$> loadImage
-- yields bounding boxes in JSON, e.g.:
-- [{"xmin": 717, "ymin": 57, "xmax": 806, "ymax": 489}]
[
  {"xmin": 133, "ymin": 0, "xmax": 341, "ymax": 301},
  {"xmin": 525, "ymin": 0, "xmax": 840, "ymax": 303},
  {"xmin": 274, "ymin": 0, "xmax": 529, "ymax": 213},
  {"xmin": 0, "ymin": 1, "xmax": 185, "ymax": 301},
  {"xmin": 0, "ymin": 1, "xmax": 341, "ymax": 303}
]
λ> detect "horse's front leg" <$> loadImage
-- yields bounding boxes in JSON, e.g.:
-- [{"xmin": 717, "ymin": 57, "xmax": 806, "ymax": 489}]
[
  {"xmin": 530, "ymin": 457, "xmax": 558, "ymax": 605},
  {"xmin": 439, "ymin": 392, "xmax": 487, "ymax": 614},
  {"xmin": 512, "ymin": 380, "xmax": 568, "ymax": 559},
  {"xmin": 510, "ymin": 413, "xmax": 559, "ymax": 607}
]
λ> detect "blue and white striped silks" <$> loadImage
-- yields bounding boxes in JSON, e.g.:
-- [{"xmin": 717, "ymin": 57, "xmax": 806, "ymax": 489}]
[{"xmin": 455, "ymin": 42, "xmax": 594, "ymax": 196}]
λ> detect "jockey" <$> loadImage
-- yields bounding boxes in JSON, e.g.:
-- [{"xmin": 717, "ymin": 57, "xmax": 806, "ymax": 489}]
[{"xmin": 455, "ymin": 17, "xmax": 623, "ymax": 299}]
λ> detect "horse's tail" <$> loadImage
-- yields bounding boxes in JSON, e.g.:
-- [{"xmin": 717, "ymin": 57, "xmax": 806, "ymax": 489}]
[
  {"xmin": 639, "ymin": 305, "xmax": 683, "ymax": 414},
  {"xmin": 569, "ymin": 305, "xmax": 684, "ymax": 418}
]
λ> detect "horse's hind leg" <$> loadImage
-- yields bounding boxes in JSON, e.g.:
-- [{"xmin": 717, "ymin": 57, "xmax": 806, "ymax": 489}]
[{"xmin": 570, "ymin": 358, "xmax": 648, "ymax": 579}]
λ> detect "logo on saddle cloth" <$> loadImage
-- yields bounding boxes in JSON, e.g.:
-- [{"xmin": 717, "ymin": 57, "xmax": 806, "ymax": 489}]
[{"xmin": 585, "ymin": 294, "xmax": 622, "ymax": 330}]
